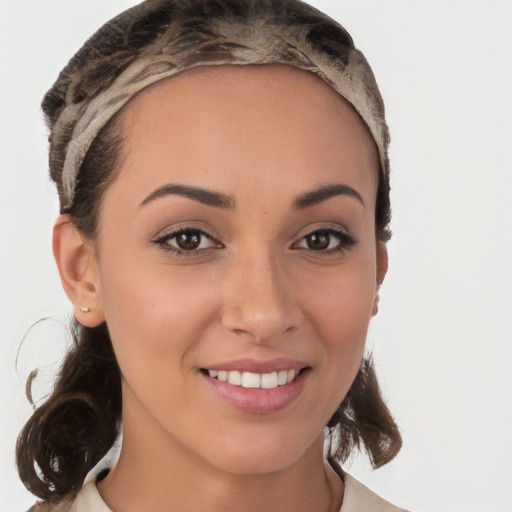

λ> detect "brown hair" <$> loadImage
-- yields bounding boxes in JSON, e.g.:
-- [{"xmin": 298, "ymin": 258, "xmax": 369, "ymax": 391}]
[{"xmin": 17, "ymin": 0, "xmax": 400, "ymax": 503}]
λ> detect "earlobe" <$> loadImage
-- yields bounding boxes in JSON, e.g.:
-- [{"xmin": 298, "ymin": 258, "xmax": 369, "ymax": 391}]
[{"xmin": 53, "ymin": 215, "xmax": 105, "ymax": 327}]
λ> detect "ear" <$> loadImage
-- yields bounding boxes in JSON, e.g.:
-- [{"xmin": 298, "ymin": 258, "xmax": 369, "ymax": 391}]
[
  {"xmin": 376, "ymin": 241, "xmax": 388, "ymax": 287},
  {"xmin": 53, "ymin": 215, "xmax": 105, "ymax": 327},
  {"xmin": 372, "ymin": 241, "xmax": 388, "ymax": 316}
]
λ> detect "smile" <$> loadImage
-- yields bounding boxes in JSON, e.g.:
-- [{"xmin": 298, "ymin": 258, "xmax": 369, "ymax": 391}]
[
  {"xmin": 206, "ymin": 369, "xmax": 299, "ymax": 389},
  {"xmin": 201, "ymin": 362, "xmax": 310, "ymax": 413}
]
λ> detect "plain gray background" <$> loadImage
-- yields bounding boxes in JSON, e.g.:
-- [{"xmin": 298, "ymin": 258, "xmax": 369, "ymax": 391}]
[{"xmin": 1, "ymin": 1, "xmax": 511, "ymax": 511}]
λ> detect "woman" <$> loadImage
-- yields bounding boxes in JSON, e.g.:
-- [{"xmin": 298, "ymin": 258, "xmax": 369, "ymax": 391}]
[{"xmin": 17, "ymin": 0, "xmax": 406, "ymax": 510}]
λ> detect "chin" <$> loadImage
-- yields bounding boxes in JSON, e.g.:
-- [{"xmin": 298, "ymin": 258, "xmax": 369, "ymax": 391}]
[{"xmin": 196, "ymin": 427, "xmax": 323, "ymax": 476}]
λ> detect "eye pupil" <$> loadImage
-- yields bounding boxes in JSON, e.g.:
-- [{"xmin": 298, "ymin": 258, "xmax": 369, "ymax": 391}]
[
  {"xmin": 177, "ymin": 231, "xmax": 201, "ymax": 250},
  {"xmin": 307, "ymin": 232, "xmax": 330, "ymax": 250}
]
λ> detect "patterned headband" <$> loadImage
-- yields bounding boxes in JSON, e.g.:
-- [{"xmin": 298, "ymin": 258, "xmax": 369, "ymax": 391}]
[{"xmin": 51, "ymin": 1, "xmax": 389, "ymax": 209}]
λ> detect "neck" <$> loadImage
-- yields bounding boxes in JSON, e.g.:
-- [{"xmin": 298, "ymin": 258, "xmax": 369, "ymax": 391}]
[{"xmin": 97, "ymin": 403, "xmax": 344, "ymax": 512}]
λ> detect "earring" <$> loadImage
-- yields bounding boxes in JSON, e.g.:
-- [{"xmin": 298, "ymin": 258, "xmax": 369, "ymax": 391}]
[
  {"xmin": 372, "ymin": 294, "xmax": 380, "ymax": 316},
  {"xmin": 80, "ymin": 307, "xmax": 91, "ymax": 313}
]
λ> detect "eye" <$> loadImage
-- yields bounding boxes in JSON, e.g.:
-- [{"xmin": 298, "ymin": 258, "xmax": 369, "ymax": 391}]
[
  {"xmin": 153, "ymin": 228, "xmax": 220, "ymax": 255},
  {"xmin": 294, "ymin": 228, "xmax": 356, "ymax": 253}
]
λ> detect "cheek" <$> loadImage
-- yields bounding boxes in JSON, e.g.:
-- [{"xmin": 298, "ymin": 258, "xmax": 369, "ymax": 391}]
[
  {"xmin": 316, "ymin": 289, "xmax": 371, "ymax": 383},
  {"xmin": 96, "ymin": 247, "xmax": 217, "ymax": 383},
  {"xmin": 302, "ymin": 257, "xmax": 376, "ymax": 342},
  {"xmin": 324, "ymin": 290, "xmax": 373, "ymax": 359},
  {"xmin": 298, "ymin": 256, "xmax": 376, "ymax": 398},
  {"xmin": 96, "ymin": 259, "xmax": 216, "ymax": 430}
]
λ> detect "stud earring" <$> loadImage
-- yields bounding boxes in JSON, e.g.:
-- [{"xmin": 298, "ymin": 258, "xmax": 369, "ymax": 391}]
[{"xmin": 80, "ymin": 307, "xmax": 91, "ymax": 313}]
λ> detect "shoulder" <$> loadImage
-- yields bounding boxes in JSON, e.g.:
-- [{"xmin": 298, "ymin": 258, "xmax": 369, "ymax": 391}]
[
  {"xmin": 26, "ymin": 457, "xmax": 116, "ymax": 512},
  {"xmin": 26, "ymin": 480, "xmax": 111, "ymax": 512},
  {"xmin": 341, "ymin": 472, "xmax": 409, "ymax": 512},
  {"xmin": 26, "ymin": 495, "xmax": 76, "ymax": 512}
]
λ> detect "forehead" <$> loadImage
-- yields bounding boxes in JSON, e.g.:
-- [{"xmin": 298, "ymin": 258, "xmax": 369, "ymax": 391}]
[
  {"xmin": 126, "ymin": 64, "xmax": 374, "ymax": 136},
  {"xmin": 113, "ymin": 64, "xmax": 379, "ymax": 201}
]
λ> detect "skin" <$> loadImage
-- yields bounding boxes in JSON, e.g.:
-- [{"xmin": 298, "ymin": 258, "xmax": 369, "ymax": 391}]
[{"xmin": 54, "ymin": 64, "xmax": 386, "ymax": 512}]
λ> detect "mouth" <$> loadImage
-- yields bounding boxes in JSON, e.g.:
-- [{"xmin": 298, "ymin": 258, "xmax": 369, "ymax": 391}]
[
  {"xmin": 199, "ymin": 358, "xmax": 311, "ymax": 413},
  {"xmin": 200, "ymin": 367, "xmax": 308, "ymax": 389}
]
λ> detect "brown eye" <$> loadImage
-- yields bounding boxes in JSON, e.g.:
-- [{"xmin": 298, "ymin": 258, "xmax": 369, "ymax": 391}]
[
  {"xmin": 295, "ymin": 228, "xmax": 357, "ymax": 254},
  {"xmin": 175, "ymin": 231, "xmax": 202, "ymax": 250},
  {"xmin": 155, "ymin": 228, "xmax": 219, "ymax": 254},
  {"xmin": 305, "ymin": 231, "xmax": 330, "ymax": 251}
]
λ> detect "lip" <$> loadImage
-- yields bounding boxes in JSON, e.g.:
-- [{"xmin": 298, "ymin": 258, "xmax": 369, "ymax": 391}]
[{"xmin": 200, "ymin": 359, "xmax": 311, "ymax": 414}]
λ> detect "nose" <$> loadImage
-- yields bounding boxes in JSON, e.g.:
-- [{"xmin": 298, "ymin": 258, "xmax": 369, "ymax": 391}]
[{"xmin": 221, "ymin": 249, "xmax": 304, "ymax": 344}]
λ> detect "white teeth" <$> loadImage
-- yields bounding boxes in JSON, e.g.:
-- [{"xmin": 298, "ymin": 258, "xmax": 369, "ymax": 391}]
[
  {"xmin": 261, "ymin": 371, "xmax": 278, "ymax": 389},
  {"xmin": 227, "ymin": 370, "xmax": 242, "ymax": 386},
  {"xmin": 277, "ymin": 370, "xmax": 288, "ymax": 385},
  {"xmin": 242, "ymin": 372, "xmax": 261, "ymax": 388},
  {"xmin": 208, "ymin": 368, "xmax": 301, "ymax": 388}
]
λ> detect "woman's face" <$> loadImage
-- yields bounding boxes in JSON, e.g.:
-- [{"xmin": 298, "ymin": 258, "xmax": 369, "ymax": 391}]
[{"xmin": 89, "ymin": 65, "xmax": 385, "ymax": 475}]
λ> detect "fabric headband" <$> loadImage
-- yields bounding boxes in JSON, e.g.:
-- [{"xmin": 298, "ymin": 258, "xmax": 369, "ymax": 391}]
[{"xmin": 54, "ymin": 11, "xmax": 389, "ymax": 210}]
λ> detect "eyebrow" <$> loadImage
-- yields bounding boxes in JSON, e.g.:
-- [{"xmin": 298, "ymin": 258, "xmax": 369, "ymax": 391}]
[
  {"xmin": 293, "ymin": 183, "xmax": 364, "ymax": 209},
  {"xmin": 140, "ymin": 182, "xmax": 363, "ymax": 211},
  {"xmin": 140, "ymin": 184, "xmax": 235, "ymax": 209}
]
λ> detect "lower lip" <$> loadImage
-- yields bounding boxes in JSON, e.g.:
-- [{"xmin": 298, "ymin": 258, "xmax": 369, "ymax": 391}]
[{"xmin": 201, "ymin": 369, "xmax": 309, "ymax": 414}]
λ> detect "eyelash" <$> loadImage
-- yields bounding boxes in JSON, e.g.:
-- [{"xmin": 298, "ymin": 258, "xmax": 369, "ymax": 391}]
[
  {"xmin": 152, "ymin": 227, "xmax": 221, "ymax": 257},
  {"xmin": 293, "ymin": 227, "xmax": 357, "ymax": 254},
  {"xmin": 152, "ymin": 226, "xmax": 356, "ymax": 257}
]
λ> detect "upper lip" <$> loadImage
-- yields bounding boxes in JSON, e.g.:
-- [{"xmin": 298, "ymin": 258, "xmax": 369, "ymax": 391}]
[{"xmin": 202, "ymin": 358, "xmax": 309, "ymax": 374}]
